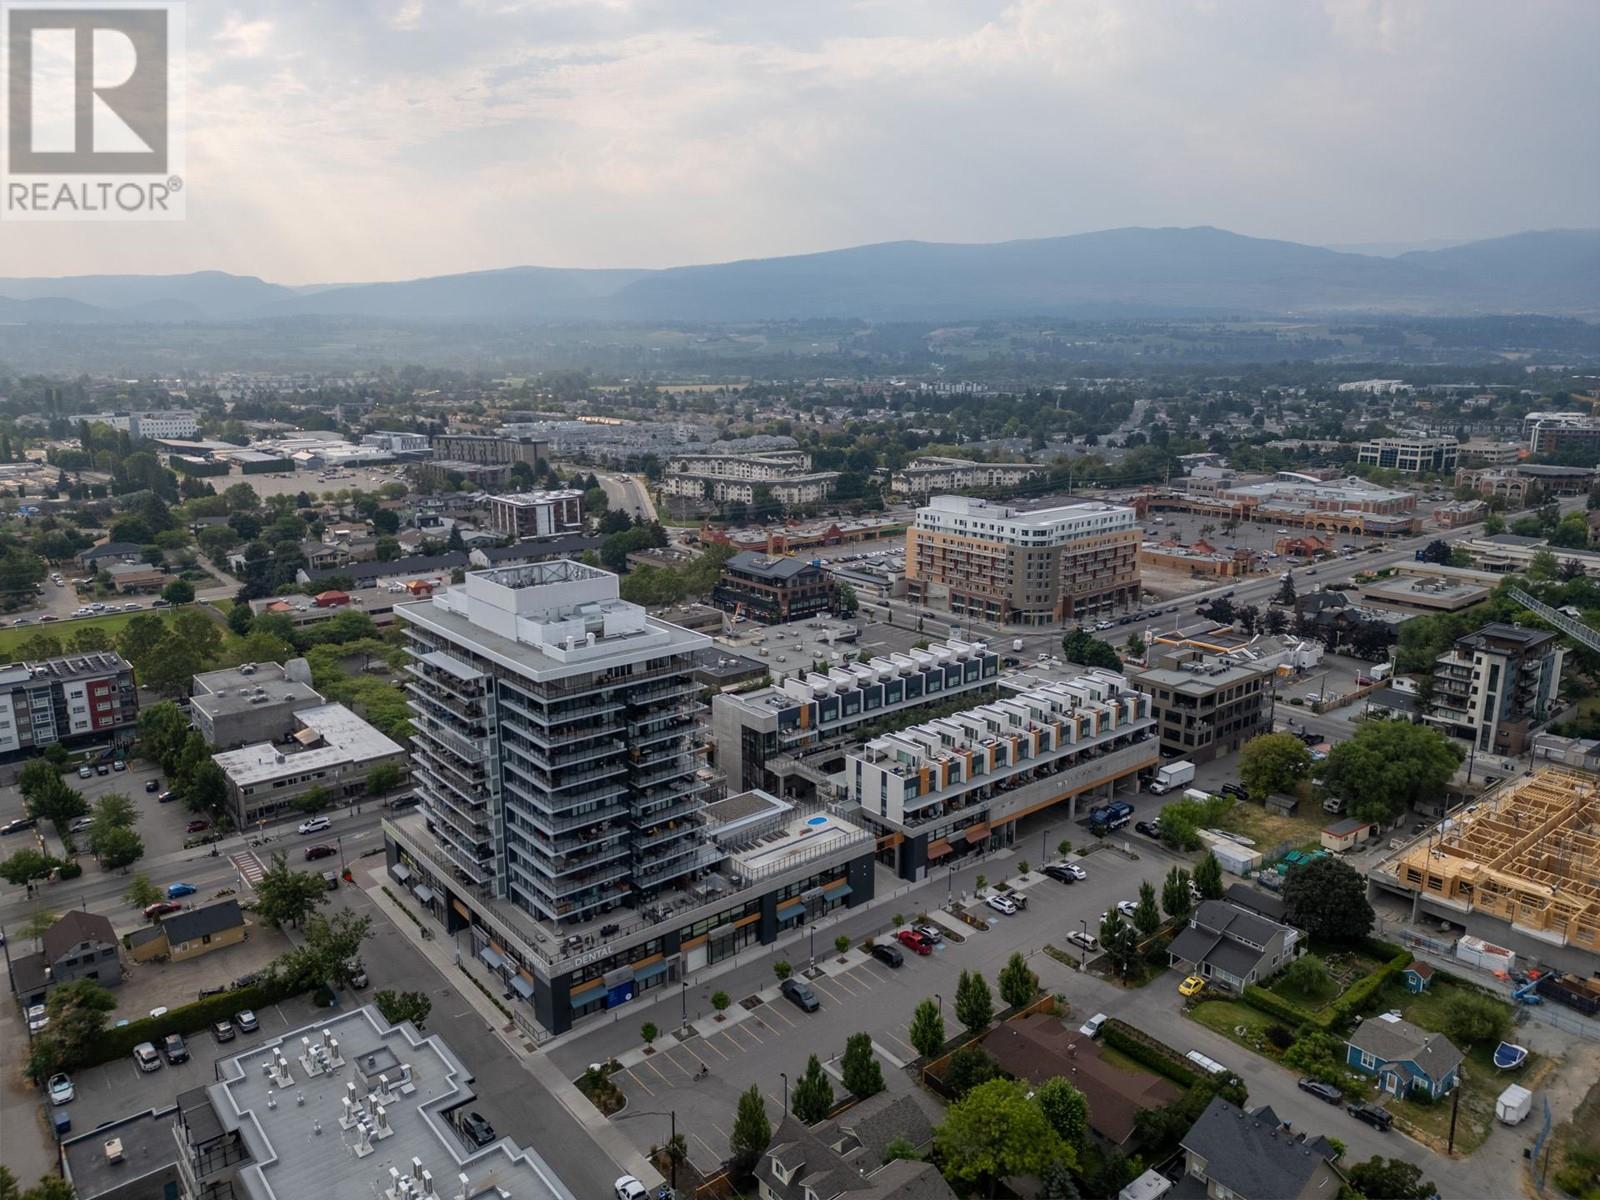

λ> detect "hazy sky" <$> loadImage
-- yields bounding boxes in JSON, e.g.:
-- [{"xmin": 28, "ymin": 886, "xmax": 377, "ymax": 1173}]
[{"xmin": 8, "ymin": 0, "xmax": 1598, "ymax": 283}]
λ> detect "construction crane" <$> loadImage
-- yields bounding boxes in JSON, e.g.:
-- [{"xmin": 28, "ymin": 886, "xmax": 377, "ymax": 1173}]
[{"xmin": 1506, "ymin": 587, "xmax": 1600, "ymax": 656}]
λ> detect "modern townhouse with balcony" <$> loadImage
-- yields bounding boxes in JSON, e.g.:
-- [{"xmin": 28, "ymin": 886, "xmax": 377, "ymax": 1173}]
[
  {"xmin": 1423, "ymin": 621, "xmax": 1563, "ymax": 756},
  {"xmin": 711, "ymin": 638, "xmax": 1000, "ymax": 797},
  {"xmin": 385, "ymin": 560, "xmax": 876, "ymax": 1036},
  {"xmin": 844, "ymin": 671, "xmax": 1158, "ymax": 881}
]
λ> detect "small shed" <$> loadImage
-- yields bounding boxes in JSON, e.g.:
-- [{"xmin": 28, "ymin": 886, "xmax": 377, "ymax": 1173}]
[
  {"xmin": 1321, "ymin": 817, "xmax": 1377, "ymax": 852},
  {"xmin": 1265, "ymin": 793, "xmax": 1299, "ymax": 816},
  {"xmin": 1401, "ymin": 962, "xmax": 1434, "ymax": 993}
]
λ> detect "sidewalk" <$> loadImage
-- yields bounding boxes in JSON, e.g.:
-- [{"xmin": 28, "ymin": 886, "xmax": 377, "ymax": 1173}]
[{"xmin": 364, "ymin": 877, "xmax": 663, "ymax": 1188}]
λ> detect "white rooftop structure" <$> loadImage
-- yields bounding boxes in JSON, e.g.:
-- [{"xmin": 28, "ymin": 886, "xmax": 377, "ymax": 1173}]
[
  {"xmin": 214, "ymin": 703, "xmax": 403, "ymax": 788},
  {"xmin": 913, "ymin": 494, "xmax": 1137, "ymax": 545}
]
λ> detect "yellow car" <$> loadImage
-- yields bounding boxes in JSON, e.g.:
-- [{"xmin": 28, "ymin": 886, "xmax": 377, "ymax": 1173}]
[{"xmin": 1178, "ymin": 975, "xmax": 1207, "ymax": 997}]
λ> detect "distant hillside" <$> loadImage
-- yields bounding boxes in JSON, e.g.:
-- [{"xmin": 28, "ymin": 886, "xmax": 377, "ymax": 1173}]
[{"xmin": 2, "ymin": 227, "xmax": 1595, "ymax": 324}]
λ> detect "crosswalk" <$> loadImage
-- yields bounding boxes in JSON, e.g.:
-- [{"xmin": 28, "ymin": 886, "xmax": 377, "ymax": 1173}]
[{"xmin": 232, "ymin": 851, "xmax": 266, "ymax": 888}]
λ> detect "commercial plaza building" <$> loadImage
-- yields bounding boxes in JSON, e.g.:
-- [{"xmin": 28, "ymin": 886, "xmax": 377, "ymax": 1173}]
[
  {"xmin": 1356, "ymin": 436, "xmax": 1460, "ymax": 475},
  {"xmin": 905, "ymin": 495, "xmax": 1141, "ymax": 625},
  {"xmin": 846, "ymin": 671, "xmax": 1158, "ymax": 881},
  {"xmin": 384, "ymin": 560, "xmax": 874, "ymax": 1035},
  {"xmin": 711, "ymin": 637, "xmax": 1001, "ymax": 794}
]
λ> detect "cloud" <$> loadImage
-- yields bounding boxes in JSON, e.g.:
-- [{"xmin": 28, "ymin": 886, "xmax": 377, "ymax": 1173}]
[{"xmin": 6, "ymin": 0, "xmax": 1596, "ymax": 282}]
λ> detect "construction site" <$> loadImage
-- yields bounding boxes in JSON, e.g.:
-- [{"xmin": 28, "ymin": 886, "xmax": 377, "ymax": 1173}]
[{"xmin": 1380, "ymin": 767, "xmax": 1600, "ymax": 955}]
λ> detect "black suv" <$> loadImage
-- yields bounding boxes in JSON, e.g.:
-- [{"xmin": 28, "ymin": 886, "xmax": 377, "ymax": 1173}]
[
  {"xmin": 163, "ymin": 1033, "xmax": 190, "ymax": 1064},
  {"xmin": 461, "ymin": 1111, "xmax": 496, "ymax": 1148},
  {"xmin": 1042, "ymin": 864, "xmax": 1077, "ymax": 884},
  {"xmin": 1347, "ymin": 1101, "xmax": 1392, "ymax": 1131},
  {"xmin": 781, "ymin": 978, "xmax": 820, "ymax": 1012},
  {"xmin": 870, "ymin": 942, "xmax": 904, "ymax": 968}
]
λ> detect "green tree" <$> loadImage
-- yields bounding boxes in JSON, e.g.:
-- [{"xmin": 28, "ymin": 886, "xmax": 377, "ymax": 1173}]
[
  {"xmin": 136, "ymin": 700, "xmax": 190, "ymax": 770},
  {"xmin": 935, "ymin": 1078, "xmax": 1066, "ymax": 1196},
  {"xmin": 730, "ymin": 1085, "xmax": 772, "ymax": 1177},
  {"xmin": 91, "ymin": 825, "xmax": 144, "ymax": 871},
  {"xmin": 43, "ymin": 978, "xmax": 116, "ymax": 1067},
  {"xmin": 17, "ymin": 759, "xmax": 61, "ymax": 808},
  {"xmin": 0, "ymin": 1167, "xmax": 77, "ymax": 1200},
  {"xmin": 0, "ymin": 848, "xmax": 63, "ymax": 885},
  {"xmin": 1193, "ymin": 851, "xmax": 1225, "ymax": 899},
  {"xmin": 711, "ymin": 991, "xmax": 731, "ymax": 1019},
  {"xmin": 841, "ymin": 1032, "xmax": 884, "ymax": 1098},
  {"xmin": 1099, "ymin": 912, "xmax": 1142, "ymax": 980},
  {"xmin": 834, "ymin": 934, "xmax": 851, "ymax": 958},
  {"xmin": 791, "ymin": 1053, "xmax": 834, "ymax": 1124},
  {"xmin": 640, "ymin": 1021, "xmax": 658, "ymax": 1048},
  {"xmin": 1281, "ymin": 954, "xmax": 1331, "ymax": 998},
  {"xmin": 1344, "ymin": 1156, "xmax": 1435, "ymax": 1200},
  {"xmin": 141, "ymin": 635, "xmax": 204, "ymax": 697},
  {"xmin": 186, "ymin": 760, "xmax": 230, "ymax": 821},
  {"xmin": 366, "ymin": 762, "xmax": 405, "ymax": 796},
  {"xmin": 23, "ymin": 775, "xmax": 87, "ymax": 830},
  {"xmin": 1440, "ymin": 992, "xmax": 1512, "ymax": 1047},
  {"xmin": 1238, "ymin": 732, "xmax": 1313, "ymax": 801},
  {"xmin": 908, "ymin": 997, "xmax": 945, "ymax": 1058},
  {"xmin": 1132, "ymin": 881, "xmax": 1162, "ymax": 936},
  {"xmin": 1322, "ymin": 720, "xmax": 1463, "ymax": 825},
  {"xmin": 226, "ymin": 602, "xmax": 255, "ymax": 636},
  {"xmin": 1035, "ymin": 1076, "xmax": 1090, "ymax": 1148},
  {"xmin": 1282, "ymin": 857, "xmax": 1374, "ymax": 943},
  {"xmin": 89, "ymin": 791, "xmax": 138, "ymax": 832},
  {"xmin": 277, "ymin": 909, "xmax": 371, "ymax": 990},
  {"xmin": 942, "ymin": 1044, "xmax": 1000, "ymax": 1098},
  {"xmin": 772, "ymin": 960, "xmax": 792, "ymax": 981},
  {"xmin": 124, "ymin": 873, "xmax": 161, "ymax": 910},
  {"xmin": 161, "ymin": 577, "xmax": 195, "ymax": 605},
  {"xmin": 880, "ymin": 1137, "xmax": 921, "ymax": 1165},
  {"xmin": 292, "ymin": 784, "xmax": 332, "ymax": 814},
  {"xmin": 67, "ymin": 625, "xmax": 112, "ymax": 653},
  {"xmin": 1283, "ymin": 1031, "xmax": 1345, "ymax": 1083},
  {"xmin": 1162, "ymin": 867, "xmax": 1194, "ymax": 922},
  {"xmin": 1060, "ymin": 629, "xmax": 1121, "ymax": 670},
  {"xmin": 14, "ymin": 632, "xmax": 63, "ymax": 660},
  {"xmin": 955, "ymin": 968, "xmax": 994, "ymax": 1032},
  {"xmin": 1155, "ymin": 790, "xmax": 1231, "ymax": 850},
  {"xmin": 997, "ymin": 951, "xmax": 1038, "ymax": 1008},
  {"xmin": 254, "ymin": 853, "xmax": 329, "ymax": 928}
]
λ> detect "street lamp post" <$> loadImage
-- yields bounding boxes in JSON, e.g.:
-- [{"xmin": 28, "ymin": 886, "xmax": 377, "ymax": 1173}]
[
  {"xmin": 934, "ymin": 993, "xmax": 942, "ymax": 1014},
  {"xmin": 780, "ymin": 1071, "xmax": 789, "ymax": 1115},
  {"xmin": 1079, "ymin": 919, "xmax": 1090, "ymax": 969},
  {"xmin": 809, "ymin": 926, "xmax": 815, "ymax": 972},
  {"xmin": 680, "ymin": 981, "xmax": 688, "ymax": 1029}
]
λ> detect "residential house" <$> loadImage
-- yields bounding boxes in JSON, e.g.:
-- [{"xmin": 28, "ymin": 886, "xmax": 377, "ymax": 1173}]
[
  {"xmin": 756, "ymin": 1104, "xmax": 953, "ymax": 1200},
  {"xmin": 75, "ymin": 541, "xmax": 143, "ymax": 570},
  {"xmin": 6, "ymin": 910, "xmax": 122, "ymax": 1006},
  {"xmin": 1178, "ymin": 1097, "xmax": 1344, "ymax": 1200},
  {"xmin": 1221, "ymin": 883, "xmax": 1286, "ymax": 924},
  {"xmin": 1167, "ymin": 899, "xmax": 1301, "ymax": 992},
  {"xmin": 979, "ymin": 1013, "xmax": 1181, "ymax": 1146},
  {"xmin": 1345, "ymin": 1013, "xmax": 1462, "ymax": 1099},
  {"xmin": 127, "ymin": 900, "xmax": 246, "ymax": 963}
]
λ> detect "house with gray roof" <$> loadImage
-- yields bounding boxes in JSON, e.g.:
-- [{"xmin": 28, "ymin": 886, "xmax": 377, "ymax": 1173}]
[
  {"xmin": 1167, "ymin": 898, "xmax": 1300, "ymax": 992},
  {"xmin": 1178, "ymin": 1096, "xmax": 1343, "ymax": 1200},
  {"xmin": 1345, "ymin": 1013, "xmax": 1463, "ymax": 1099},
  {"xmin": 756, "ymin": 1108, "xmax": 954, "ymax": 1200}
]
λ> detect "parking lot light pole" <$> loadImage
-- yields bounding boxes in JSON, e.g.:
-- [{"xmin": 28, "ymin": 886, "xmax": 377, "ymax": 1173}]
[
  {"xmin": 1079, "ymin": 919, "xmax": 1090, "ymax": 969},
  {"xmin": 680, "ymin": 981, "xmax": 688, "ymax": 1029},
  {"xmin": 809, "ymin": 926, "xmax": 815, "ymax": 971},
  {"xmin": 934, "ymin": 993, "xmax": 942, "ymax": 1014},
  {"xmin": 780, "ymin": 1072, "xmax": 788, "ymax": 1114}
]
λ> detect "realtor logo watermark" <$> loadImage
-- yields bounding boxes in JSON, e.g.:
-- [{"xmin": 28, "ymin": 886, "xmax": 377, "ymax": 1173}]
[{"xmin": 2, "ymin": 2, "xmax": 185, "ymax": 220}]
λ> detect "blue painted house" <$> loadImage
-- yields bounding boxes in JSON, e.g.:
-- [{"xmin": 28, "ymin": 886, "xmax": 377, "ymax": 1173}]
[
  {"xmin": 1401, "ymin": 962, "xmax": 1434, "ymax": 993},
  {"xmin": 1346, "ymin": 1014, "xmax": 1462, "ymax": 1099}
]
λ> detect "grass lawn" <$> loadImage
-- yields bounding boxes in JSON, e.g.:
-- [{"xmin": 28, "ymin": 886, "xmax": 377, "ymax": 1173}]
[
  {"xmin": 1215, "ymin": 801, "xmax": 1325, "ymax": 852},
  {"xmin": 1386, "ymin": 1062, "xmax": 1500, "ymax": 1155},
  {"xmin": 1188, "ymin": 998, "xmax": 1285, "ymax": 1060},
  {"xmin": 1097, "ymin": 1042, "xmax": 1161, "ymax": 1076},
  {"xmin": 1269, "ymin": 973, "xmax": 1339, "ymax": 1008},
  {"xmin": 0, "ymin": 610, "xmax": 152, "ymax": 655}
]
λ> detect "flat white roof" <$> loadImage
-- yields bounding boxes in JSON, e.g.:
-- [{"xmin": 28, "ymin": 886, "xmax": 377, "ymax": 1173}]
[{"xmin": 214, "ymin": 703, "xmax": 402, "ymax": 787}]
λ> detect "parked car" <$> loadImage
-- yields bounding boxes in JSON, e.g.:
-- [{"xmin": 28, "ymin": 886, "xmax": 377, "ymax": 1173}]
[
  {"xmin": 1062, "ymin": 863, "xmax": 1087, "ymax": 881},
  {"xmin": 0, "ymin": 816, "xmax": 36, "ymax": 835},
  {"xmin": 1042, "ymin": 864, "xmax": 1078, "ymax": 883},
  {"xmin": 158, "ymin": 790, "xmax": 177, "ymax": 803},
  {"xmin": 26, "ymin": 1004, "xmax": 49, "ymax": 1033},
  {"xmin": 1114, "ymin": 899, "xmax": 1139, "ymax": 918},
  {"xmin": 163, "ymin": 1033, "xmax": 189, "ymax": 1064},
  {"xmin": 1078, "ymin": 1012, "xmax": 1108, "ymax": 1038},
  {"xmin": 870, "ymin": 942, "xmax": 904, "ymax": 968},
  {"xmin": 145, "ymin": 779, "xmax": 159, "ymax": 793},
  {"xmin": 780, "ymin": 978, "xmax": 820, "ymax": 1012},
  {"xmin": 297, "ymin": 816, "xmax": 331, "ymax": 834},
  {"xmin": 910, "ymin": 923, "xmax": 945, "ymax": 947},
  {"xmin": 112, "ymin": 760, "xmax": 126, "ymax": 772},
  {"xmin": 185, "ymin": 820, "xmax": 210, "ymax": 833},
  {"xmin": 47, "ymin": 1073, "xmax": 74, "ymax": 1105},
  {"xmin": 144, "ymin": 900, "xmax": 183, "ymax": 919},
  {"xmin": 234, "ymin": 1009, "xmax": 259, "ymax": 1033},
  {"xmin": 1066, "ymin": 930, "xmax": 1098, "ymax": 952},
  {"xmin": 78, "ymin": 766, "xmax": 93, "ymax": 779},
  {"xmin": 1178, "ymin": 974, "xmax": 1207, "ymax": 997},
  {"xmin": 1134, "ymin": 820, "xmax": 1161, "ymax": 838},
  {"xmin": 1347, "ymin": 1101, "xmax": 1392, "ymax": 1131},
  {"xmin": 132, "ymin": 1042, "xmax": 163, "ymax": 1072},
  {"xmin": 68, "ymin": 816, "xmax": 94, "ymax": 833},
  {"xmin": 985, "ymin": 894, "xmax": 1018, "ymax": 916},
  {"xmin": 95, "ymin": 764, "xmax": 109, "ymax": 776},
  {"xmin": 1298, "ymin": 1078, "xmax": 1343, "ymax": 1104},
  {"xmin": 166, "ymin": 882, "xmax": 197, "ymax": 899},
  {"xmin": 212, "ymin": 1020, "xmax": 236, "ymax": 1043},
  {"xmin": 460, "ymin": 1111, "xmax": 496, "ymax": 1148},
  {"xmin": 896, "ymin": 928, "xmax": 933, "ymax": 956},
  {"xmin": 613, "ymin": 1176, "xmax": 648, "ymax": 1200},
  {"xmin": 304, "ymin": 844, "xmax": 338, "ymax": 861}
]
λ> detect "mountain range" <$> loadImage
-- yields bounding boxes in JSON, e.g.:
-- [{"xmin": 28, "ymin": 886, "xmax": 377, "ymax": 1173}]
[{"xmin": 1, "ymin": 226, "xmax": 1596, "ymax": 325}]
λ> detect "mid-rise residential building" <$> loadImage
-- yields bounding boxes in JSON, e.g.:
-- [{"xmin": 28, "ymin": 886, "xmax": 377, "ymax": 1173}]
[
  {"xmin": 1525, "ymin": 412, "xmax": 1600, "ymax": 454},
  {"xmin": 385, "ymin": 560, "xmax": 875, "ymax": 1035},
  {"xmin": 189, "ymin": 659, "xmax": 323, "ymax": 749},
  {"xmin": 712, "ymin": 638, "xmax": 1000, "ymax": 793},
  {"xmin": 1423, "ymin": 622, "xmax": 1563, "ymax": 755},
  {"xmin": 429, "ymin": 432, "xmax": 548, "ymax": 466},
  {"xmin": 0, "ymin": 652, "xmax": 138, "ymax": 760},
  {"xmin": 483, "ymin": 489, "xmax": 585, "ymax": 539},
  {"xmin": 361, "ymin": 430, "xmax": 433, "ymax": 455},
  {"xmin": 846, "ymin": 671, "xmax": 1157, "ymax": 880},
  {"xmin": 710, "ymin": 551, "xmax": 836, "ymax": 624},
  {"xmin": 662, "ymin": 451, "xmax": 838, "ymax": 513},
  {"xmin": 1128, "ymin": 648, "xmax": 1276, "ymax": 764},
  {"xmin": 1356, "ymin": 435, "xmax": 1459, "ymax": 475},
  {"xmin": 213, "ymin": 703, "xmax": 407, "ymax": 826},
  {"xmin": 888, "ymin": 456, "xmax": 1049, "ymax": 499},
  {"xmin": 72, "ymin": 410, "xmax": 199, "ymax": 439},
  {"xmin": 905, "ymin": 495, "xmax": 1140, "ymax": 624}
]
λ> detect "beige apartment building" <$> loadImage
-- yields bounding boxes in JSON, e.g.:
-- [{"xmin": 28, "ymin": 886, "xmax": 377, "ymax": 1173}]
[{"xmin": 905, "ymin": 495, "xmax": 1140, "ymax": 625}]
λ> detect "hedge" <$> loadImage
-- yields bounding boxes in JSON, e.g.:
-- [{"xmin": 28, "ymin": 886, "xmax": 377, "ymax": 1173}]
[
  {"xmin": 1102, "ymin": 1019, "xmax": 1203, "ymax": 1090},
  {"xmin": 1241, "ymin": 984, "xmax": 1330, "ymax": 1031},
  {"xmin": 80, "ymin": 978, "xmax": 301, "ymax": 1069},
  {"xmin": 1330, "ymin": 951, "xmax": 1412, "ymax": 1024}
]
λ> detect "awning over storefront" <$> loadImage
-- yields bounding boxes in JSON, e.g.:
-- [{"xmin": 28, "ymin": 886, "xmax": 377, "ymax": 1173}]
[
  {"xmin": 413, "ymin": 885, "xmax": 436, "ymax": 904},
  {"xmin": 776, "ymin": 897, "xmax": 803, "ymax": 912},
  {"xmin": 478, "ymin": 946, "xmax": 506, "ymax": 970},
  {"xmin": 390, "ymin": 862, "xmax": 412, "ymax": 883},
  {"xmin": 822, "ymin": 879, "xmax": 851, "ymax": 899},
  {"xmin": 926, "ymin": 839, "xmax": 953, "ymax": 860},
  {"xmin": 633, "ymin": 961, "xmax": 669, "ymax": 984},
  {"xmin": 570, "ymin": 977, "xmax": 605, "ymax": 1002},
  {"xmin": 965, "ymin": 823, "xmax": 990, "ymax": 844},
  {"xmin": 509, "ymin": 975, "xmax": 536, "ymax": 1000}
]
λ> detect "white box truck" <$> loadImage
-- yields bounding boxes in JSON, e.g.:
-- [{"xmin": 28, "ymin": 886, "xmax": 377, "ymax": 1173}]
[{"xmin": 1149, "ymin": 761, "xmax": 1196, "ymax": 794}]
